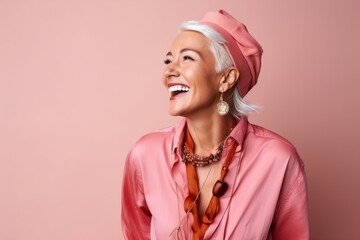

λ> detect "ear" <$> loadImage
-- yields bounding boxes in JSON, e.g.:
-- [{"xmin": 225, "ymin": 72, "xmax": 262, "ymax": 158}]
[{"xmin": 219, "ymin": 67, "xmax": 240, "ymax": 92}]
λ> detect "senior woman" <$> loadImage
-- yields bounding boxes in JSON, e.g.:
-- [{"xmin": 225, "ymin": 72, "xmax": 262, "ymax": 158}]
[{"xmin": 121, "ymin": 9, "xmax": 309, "ymax": 240}]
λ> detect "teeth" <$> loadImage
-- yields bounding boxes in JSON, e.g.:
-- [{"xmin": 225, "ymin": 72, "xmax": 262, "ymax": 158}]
[{"xmin": 169, "ymin": 85, "xmax": 190, "ymax": 93}]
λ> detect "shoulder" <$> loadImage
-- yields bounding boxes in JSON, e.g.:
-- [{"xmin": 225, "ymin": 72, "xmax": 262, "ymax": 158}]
[
  {"xmin": 134, "ymin": 125, "xmax": 176, "ymax": 149},
  {"xmin": 245, "ymin": 122, "xmax": 305, "ymax": 170},
  {"xmin": 247, "ymin": 123, "xmax": 299, "ymax": 155},
  {"xmin": 124, "ymin": 124, "xmax": 177, "ymax": 167},
  {"xmin": 128, "ymin": 120, "xmax": 185, "ymax": 158}
]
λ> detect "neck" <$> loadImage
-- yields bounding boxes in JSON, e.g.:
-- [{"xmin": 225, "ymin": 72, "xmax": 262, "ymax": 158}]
[{"xmin": 186, "ymin": 115, "xmax": 234, "ymax": 156}]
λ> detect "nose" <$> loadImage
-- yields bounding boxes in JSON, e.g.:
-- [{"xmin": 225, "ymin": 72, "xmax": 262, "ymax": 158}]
[
  {"xmin": 164, "ymin": 62, "xmax": 180, "ymax": 79},
  {"xmin": 163, "ymin": 61, "xmax": 180, "ymax": 85}
]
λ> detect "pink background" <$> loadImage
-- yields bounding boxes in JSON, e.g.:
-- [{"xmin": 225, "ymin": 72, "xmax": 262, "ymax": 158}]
[{"xmin": 1, "ymin": 0, "xmax": 359, "ymax": 239}]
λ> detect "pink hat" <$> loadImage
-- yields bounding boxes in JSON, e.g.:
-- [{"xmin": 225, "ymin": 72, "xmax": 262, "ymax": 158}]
[{"xmin": 201, "ymin": 9, "xmax": 263, "ymax": 97}]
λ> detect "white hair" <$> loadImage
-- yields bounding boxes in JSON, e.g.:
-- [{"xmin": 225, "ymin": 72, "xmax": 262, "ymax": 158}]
[{"xmin": 179, "ymin": 21, "xmax": 259, "ymax": 118}]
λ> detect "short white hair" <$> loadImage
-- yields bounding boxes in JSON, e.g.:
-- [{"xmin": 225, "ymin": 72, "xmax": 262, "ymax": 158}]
[{"xmin": 179, "ymin": 21, "xmax": 259, "ymax": 118}]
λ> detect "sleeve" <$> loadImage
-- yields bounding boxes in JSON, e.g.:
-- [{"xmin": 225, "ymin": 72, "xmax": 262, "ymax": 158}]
[
  {"xmin": 271, "ymin": 155, "xmax": 310, "ymax": 240},
  {"xmin": 121, "ymin": 148, "xmax": 152, "ymax": 240}
]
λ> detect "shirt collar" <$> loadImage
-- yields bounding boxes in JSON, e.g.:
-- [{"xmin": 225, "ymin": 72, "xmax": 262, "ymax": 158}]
[
  {"xmin": 171, "ymin": 118, "xmax": 187, "ymax": 156},
  {"xmin": 228, "ymin": 117, "xmax": 249, "ymax": 151}
]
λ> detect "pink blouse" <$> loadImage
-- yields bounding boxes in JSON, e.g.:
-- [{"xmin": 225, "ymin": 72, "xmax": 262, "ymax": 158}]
[{"xmin": 121, "ymin": 118, "xmax": 309, "ymax": 239}]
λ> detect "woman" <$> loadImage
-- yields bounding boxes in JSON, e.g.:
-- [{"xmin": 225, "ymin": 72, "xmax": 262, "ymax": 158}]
[{"xmin": 121, "ymin": 9, "xmax": 309, "ymax": 240}]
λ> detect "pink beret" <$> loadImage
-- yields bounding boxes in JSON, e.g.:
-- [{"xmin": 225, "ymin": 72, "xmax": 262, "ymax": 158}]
[{"xmin": 201, "ymin": 9, "xmax": 263, "ymax": 97}]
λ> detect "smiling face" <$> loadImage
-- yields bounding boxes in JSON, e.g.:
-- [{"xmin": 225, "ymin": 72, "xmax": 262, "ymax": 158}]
[{"xmin": 162, "ymin": 31, "xmax": 222, "ymax": 119}]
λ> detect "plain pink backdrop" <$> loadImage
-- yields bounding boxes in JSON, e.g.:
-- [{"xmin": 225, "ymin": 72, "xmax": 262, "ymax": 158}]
[{"xmin": 1, "ymin": 0, "xmax": 359, "ymax": 239}]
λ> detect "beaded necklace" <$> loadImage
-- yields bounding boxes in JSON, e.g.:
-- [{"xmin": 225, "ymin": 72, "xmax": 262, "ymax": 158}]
[{"xmin": 182, "ymin": 142, "xmax": 223, "ymax": 167}]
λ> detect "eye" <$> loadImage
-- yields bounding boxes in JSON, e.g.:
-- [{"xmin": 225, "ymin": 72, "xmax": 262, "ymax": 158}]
[
  {"xmin": 164, "ymin": 59, "xmax": 172, "ymax": 65},
  {"xmin": 183, "ymin": 55, "xmax": 194, "ymax": 61}
]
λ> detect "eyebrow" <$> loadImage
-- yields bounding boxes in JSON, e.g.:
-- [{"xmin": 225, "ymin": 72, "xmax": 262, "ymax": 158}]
[{"xmin": 166, "ymin": 48, "xmax": 203, "ymax": 58}]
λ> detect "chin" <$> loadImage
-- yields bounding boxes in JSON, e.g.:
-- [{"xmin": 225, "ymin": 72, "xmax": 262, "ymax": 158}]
[
  {"xmin": 168, "ymin": 107, "xmax": 187, "ymax": 117},
  {"xmin": 168, "ymin": 110, "xmax": 181, "ymax": 117}
]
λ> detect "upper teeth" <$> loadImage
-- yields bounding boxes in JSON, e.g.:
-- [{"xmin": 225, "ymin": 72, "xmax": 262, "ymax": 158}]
[{"xmin": 169, "ymin": 85, "xmax": 189, "ymax": 93}]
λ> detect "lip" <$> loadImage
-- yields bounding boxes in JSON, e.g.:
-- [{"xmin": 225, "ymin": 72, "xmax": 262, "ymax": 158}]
[
  {"xmin": 170, "ymin": 92, "xmax": 187, "ymax": 100},
  {"xmin": 167, "ymin": 83, "xmax": 189, "ymax": 88},
  {"xmin": 167, "ymin": 83, "xmax": 190, "ymax": 100}
]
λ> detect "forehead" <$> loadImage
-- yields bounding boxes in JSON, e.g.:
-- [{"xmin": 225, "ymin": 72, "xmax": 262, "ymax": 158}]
[{"xmin": 170, "ymin": 30, "xmax": 211, "ymax": 54}]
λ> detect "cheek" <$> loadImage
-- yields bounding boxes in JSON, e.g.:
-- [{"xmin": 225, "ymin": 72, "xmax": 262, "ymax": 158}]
[
  {"xmin": 162, "ymin": 70, "xmax": 168, "ymax": 87},
  {"xmin": 183, "ymin": 67, "xmax": 206, "ymax": 83},
  {"xmin": 162, "ymin": 76, "xmax": 166, "ymax": 87}
]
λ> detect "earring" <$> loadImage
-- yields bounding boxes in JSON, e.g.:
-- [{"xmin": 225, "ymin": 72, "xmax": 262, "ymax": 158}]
[{"xmin": 217, "ymin": 90, "xmax": 229, "ymax": 116}]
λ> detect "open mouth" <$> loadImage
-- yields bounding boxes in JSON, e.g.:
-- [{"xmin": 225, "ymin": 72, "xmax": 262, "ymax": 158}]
[{"xmin": 169, "ymin": 85, "xmax": 190, "ymax": 97}]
